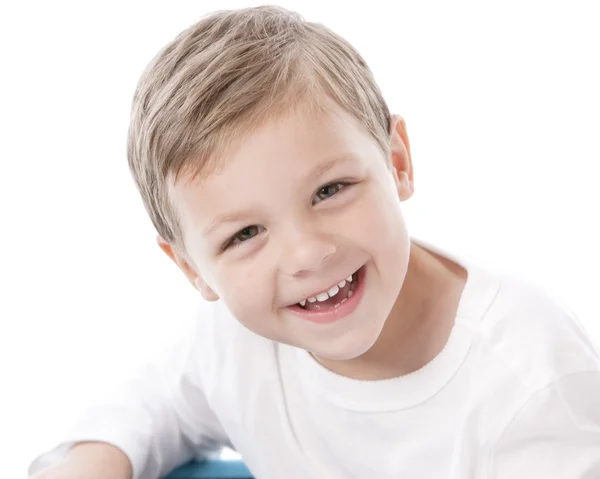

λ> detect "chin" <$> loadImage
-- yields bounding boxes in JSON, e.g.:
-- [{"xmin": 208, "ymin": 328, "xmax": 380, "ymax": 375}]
[{"xmin": 309, "ymin": 325, "xmax": 383, "ymax": 362}]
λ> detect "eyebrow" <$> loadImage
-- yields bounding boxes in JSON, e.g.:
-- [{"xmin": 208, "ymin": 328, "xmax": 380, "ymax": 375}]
[
  {"xmin": 306, "ymin": 152, "xmax": 357, "ymax": 181},
  {"xmin": 203, "ymin": 153, "xmax": 358, "ymax": 237},
  {"xmin": 203, "ymin": 210, "xmax": 255, "ymax": 237}
]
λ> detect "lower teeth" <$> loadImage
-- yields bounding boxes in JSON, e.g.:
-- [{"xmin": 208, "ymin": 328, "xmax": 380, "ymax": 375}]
[
  {"xmin": 330, "ymin": 279, "xmax": 358, "ymax": 308},
  {"xmin": 336, "ymin": 298, "xmax": 348, "ymax": 307}
]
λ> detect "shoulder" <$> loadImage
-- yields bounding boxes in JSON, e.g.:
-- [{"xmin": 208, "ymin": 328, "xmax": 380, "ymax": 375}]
[
  {"xmin": 471, "ymin": 268, "xmax": 600, "ymax": 389},
  {"xmin": 488, "ymin": 369, "xmax": 600, "ymax": 478},
  {"xmin": 459, "ymin": 267, "xmax": 600, "ymax": 477},
  {"xmin": 423, "ymin": 238, "xmax": 599, "ymax": 384},
  {"xmin": 406, "ymin": 240, "xmax": 597, "ymax": 378}
]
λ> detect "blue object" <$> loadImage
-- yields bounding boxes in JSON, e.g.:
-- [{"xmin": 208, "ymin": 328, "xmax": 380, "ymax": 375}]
[{"xmin": 164, "ymin": 459, "xmax": 254, "ymax": 479}]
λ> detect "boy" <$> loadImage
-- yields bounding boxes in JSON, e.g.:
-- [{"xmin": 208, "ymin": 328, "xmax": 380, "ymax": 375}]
[{"xmin": 29, "ymin": 5, "xmax": 600, "ymax": 479}]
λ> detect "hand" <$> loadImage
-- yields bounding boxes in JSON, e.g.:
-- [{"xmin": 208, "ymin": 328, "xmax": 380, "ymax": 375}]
[{"xmin": 29, "ymin": 441, "xmax": 132, "ymax": 479}]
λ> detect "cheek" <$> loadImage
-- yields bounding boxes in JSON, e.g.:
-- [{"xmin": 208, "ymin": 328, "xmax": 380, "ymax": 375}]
[
  {"xmin": 215, "ymin": 264, "xmax": 274, "ymax": 327},
  {"xmin": 347, "ymin": 178, "xmax": 410, "ymax": 289},
  {"xmin": 347, "ymin": 180, "xmax": 406, "ymax": 246}
]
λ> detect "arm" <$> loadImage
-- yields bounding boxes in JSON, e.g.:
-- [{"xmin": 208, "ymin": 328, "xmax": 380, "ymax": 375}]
[
  {"xmin": 28, "ymin": 311, "xmax": 229, "ymax": 479},
  {"xmin": 30, "ymin": 442, "xmax": 133, "ymax": 479},
  {"xmin": 489, "ymin": 370, "xmax": 600, "ymax": 478}
]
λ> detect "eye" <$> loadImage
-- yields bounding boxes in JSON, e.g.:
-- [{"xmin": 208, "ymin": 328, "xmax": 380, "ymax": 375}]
[
  {"xmin": 312, "ymin": 182, "xmax": 349, "ymax": 205},
  {"xmin": 222, "ymin": 225, "xmax": 265, "ymax": 250}
]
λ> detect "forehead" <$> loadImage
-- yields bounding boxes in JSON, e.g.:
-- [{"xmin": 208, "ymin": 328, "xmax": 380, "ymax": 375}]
[{"xmin": 170, "ymin": 106, "xmax": 382, "ymax": 233}]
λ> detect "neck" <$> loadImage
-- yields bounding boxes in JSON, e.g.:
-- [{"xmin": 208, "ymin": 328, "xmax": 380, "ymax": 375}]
[{"xmin": 316, "ymin": 240, "xmax": 467, "ymax": 380}]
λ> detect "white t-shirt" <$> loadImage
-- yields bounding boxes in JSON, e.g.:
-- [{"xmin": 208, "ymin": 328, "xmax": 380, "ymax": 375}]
[{"xmin": 28, "ymin": 239, "xmax": 600, "ymax": 479}]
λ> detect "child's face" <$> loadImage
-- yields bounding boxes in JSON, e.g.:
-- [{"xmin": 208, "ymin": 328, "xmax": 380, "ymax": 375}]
[{"xmin": 165, "ymin": 105, "xmax": 414, "ymax": 362}]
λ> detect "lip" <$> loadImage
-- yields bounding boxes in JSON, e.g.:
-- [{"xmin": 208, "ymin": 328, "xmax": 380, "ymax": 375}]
[{"xmin": 287, "ymin": 265, "xmax": 366, "ymax": 324}]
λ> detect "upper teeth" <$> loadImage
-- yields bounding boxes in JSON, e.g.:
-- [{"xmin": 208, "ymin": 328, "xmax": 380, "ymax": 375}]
[{"xmin": 299, "ymin": 274, "xmax": 354, "ymax": 306}]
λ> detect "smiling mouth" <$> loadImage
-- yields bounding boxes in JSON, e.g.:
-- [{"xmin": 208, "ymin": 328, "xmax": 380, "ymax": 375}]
[{"xmin": 294, "ymin": 268, "xmax": 361, "ymax": 312}]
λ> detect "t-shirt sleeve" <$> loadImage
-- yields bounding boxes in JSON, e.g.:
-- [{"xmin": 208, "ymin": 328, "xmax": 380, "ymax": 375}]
[
  {"xmin": 489, "ymin": 370, "xmax": 600, "ymax": 479},
  {"xmin": 28, "ymin": 313, "xmax": 230, "ymax": 479}
]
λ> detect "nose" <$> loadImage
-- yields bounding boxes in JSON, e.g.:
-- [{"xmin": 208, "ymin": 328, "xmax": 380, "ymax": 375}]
[{"xmin": 278, "ymin": 221, "xmax": 337, "ymax": 277}]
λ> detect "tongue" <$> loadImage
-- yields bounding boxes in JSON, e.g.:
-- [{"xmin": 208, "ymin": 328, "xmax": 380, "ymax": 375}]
[{"xmin": 303, "ymin": 281, "xmax": 352, "ymax": 311}]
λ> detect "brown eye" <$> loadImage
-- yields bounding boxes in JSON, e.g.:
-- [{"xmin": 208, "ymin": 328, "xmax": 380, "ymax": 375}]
[
  {"xmin": 238, "ymin": 226, "xmax": 259, "ymax": 241},
  {"xmin": 223, "ymin": 225, "xmax": 265, "ymax": 250},
  {"xmin": 313, "ymin": 182, "xmax": 346, "ymax": 204}
]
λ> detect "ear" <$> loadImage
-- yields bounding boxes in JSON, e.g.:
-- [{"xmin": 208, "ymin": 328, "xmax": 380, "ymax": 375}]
[
  {"xmin": 389, "ymin": 114, "xmax": 414, "ymax": 201},
  {"xmin": 156, "ymin": 235, "xmax": 220, "ymax": 302}
]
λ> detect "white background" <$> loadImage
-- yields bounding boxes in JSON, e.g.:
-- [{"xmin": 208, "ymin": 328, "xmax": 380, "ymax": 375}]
[{"xmin": 1, "ymin": 0, "xmax": 599, "ymax": 477}]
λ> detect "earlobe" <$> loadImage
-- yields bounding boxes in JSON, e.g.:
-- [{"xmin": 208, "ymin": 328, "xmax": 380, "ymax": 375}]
[
  {"xmin": 194, "ymin": 277, "xmax": 220, "ymax": 302},
  {"xmin": 156, "ymin": 235, "xmax": 220, "ymax": 301}
]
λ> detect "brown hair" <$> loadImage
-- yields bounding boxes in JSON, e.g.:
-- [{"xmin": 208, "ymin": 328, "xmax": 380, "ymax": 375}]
[{"xmin": 127, "ymin": 5, "xmax": 391, "ymax": 256}]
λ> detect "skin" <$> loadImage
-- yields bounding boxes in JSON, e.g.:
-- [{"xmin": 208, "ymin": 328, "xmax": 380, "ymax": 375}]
[
  {"xmin": 29, "ymin": 442, "xmax": 132, "ymax": 479},
  {"xmin": 159, "ymin": 104, "xmax": 467, "ymax": 381},
  {"xmin": 29, "ymin": 105, "xmax": 468, "ymax": 479}
]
